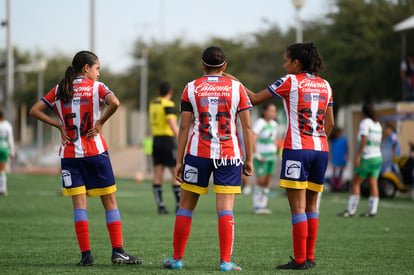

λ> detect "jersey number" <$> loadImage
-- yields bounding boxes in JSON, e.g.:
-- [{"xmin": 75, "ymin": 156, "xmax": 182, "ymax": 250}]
[
  {"xmin": 298, "ymin": 108, "xmax": 325, "ymax": 136},
  {"xmin": 199, "ymin": 111, "xmax": 230, "ymax": 141},
  {"xmin": 64, "ymin": 112, "xmax": 92, "ymax": 142}
]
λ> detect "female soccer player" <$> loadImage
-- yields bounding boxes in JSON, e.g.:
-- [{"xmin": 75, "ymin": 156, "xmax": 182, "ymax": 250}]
[
  {"xmin": 338, "ymin": 103, "xmax": 382, "ymax": 217},
  {"xmin": 225, "ymin": 42, "xmax": 334, "ymax": 270},
  {"xmin": 163, "ymin": 46, "xmax": 254, "ymax": 271},
  {"xmin": 252, "ymin": 103, "xmax": 278, "ymax": 214},
  {"xmin": 0, "ymin": 110, "xmax": 14, "ymax": 196},
  {"xmin": 30, "ymin": 51, "xmax": 143, "ymax": 266}
]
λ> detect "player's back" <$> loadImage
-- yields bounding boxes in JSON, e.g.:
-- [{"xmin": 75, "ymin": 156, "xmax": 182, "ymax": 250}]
[
  {"xmin": 182, "ymin": 76, "xmax": 252, "ymax": 159},
  {"xmin": 280, "ymin": 73, "xmax": 332, "ymax": 152}
]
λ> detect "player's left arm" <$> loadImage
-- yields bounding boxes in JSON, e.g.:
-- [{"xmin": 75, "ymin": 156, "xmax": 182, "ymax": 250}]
[
  {"xmin": 324, "ymin": 106, "xmax": 334, "ymax": 137},
  {"xmin": 175, "ymin": 111, "xmax": 192, "ymax": 182},
  {"xmin": 239, "ymin": 110, "xmax": 254, "ymax": 176},
  {"xmin": 88, "ymin": 93, "xmax": 119, "ymax": 137}
]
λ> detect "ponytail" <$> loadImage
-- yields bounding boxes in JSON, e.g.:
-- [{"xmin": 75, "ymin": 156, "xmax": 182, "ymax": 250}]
[
  {"xmin": 56, "ymin": 51, "xmax": 99, "ymax": 103},
  {"xmin": 57, "ymin": 66, "xmax": 76, "ymax": 103},
  {"xmin": 286, "ymin": 42, "xmax": 325, "ymax": 74}
]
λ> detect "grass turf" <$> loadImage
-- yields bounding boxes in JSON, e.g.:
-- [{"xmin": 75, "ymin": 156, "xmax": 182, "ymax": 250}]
[{"xmin": 0, "ymin": 173, "xmax": 413, "ymax": 274}]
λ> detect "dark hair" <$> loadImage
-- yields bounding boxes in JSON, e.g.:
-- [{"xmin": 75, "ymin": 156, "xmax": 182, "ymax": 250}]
[
  {"xmin": 57, "ymin": 51, "xmax": 99, "ymax": 103},
  {"xmin": 286, "ymin": 42, "xmax": 325, "ymax": 74},
  {"xmin": 201, "ymin": 46, "xmax": 226, "ymax": 72},
  {"xmin": 0, "ymin": 109, "xmax": 4, "ymax": 119},
  {"xmin": 261, "ymin": 103, "xmax": 276, "ymax": 118},
  {"xmin": 362, "ymin": 102, "xmax": 377, "ymax": 122},
  {"xmin": 159, "ymin": 81, "xmax": 172, "ymax": 96}
]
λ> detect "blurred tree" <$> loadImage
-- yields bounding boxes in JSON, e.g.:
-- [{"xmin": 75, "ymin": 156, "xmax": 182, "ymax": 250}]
[{"xmin": 316, "ymin": 0, "xmax": 414, "ymax": 104}]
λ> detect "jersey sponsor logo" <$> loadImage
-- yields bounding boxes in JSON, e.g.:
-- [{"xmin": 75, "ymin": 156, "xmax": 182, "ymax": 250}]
[
  {"xmin": 200, "ymin": 97, "xmax": 209, "ymax": 107},
  {"xmin": 64, "ymin": 98, "xmax": 89, "ymax": 108},
  {"xmin": 303, "ymin": 93, "xmax": 327, "ymax": 103},
  {"xmin": 62, "ymin": 170, "xmax": 72, "ymax": 187},
  {"xmin": 285, "ymin": 160, "xmax": 301, "ymax": 179},
  {"xmin": 299, "ymin": 78, "xmax": 327, "ymax": 89},
  {"xmin": 209, "ymin": 98, "xmax": 227, "ymax": 105},
  {"xmin": 195, "ymin": 82, "xmax": 231, "ymax": 97},
  {"xmin": 184, "ymin": 164, "xmax": 198, "ymax": 183}
]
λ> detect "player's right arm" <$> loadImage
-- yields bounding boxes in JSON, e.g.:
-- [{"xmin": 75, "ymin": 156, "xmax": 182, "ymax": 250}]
[
  {"xmin": 239, "ymin": 110, "xmax": 253, "ymax": 176},
  {"xmin": 222, "ymin": 72, "xmax": 273, "ymax": 105},
  {"xmin": 29, "ymin": 100, "xmax": 69, "ymax": 144},
  {"xmin": 175, "ymin": 110, "xmax": 192, "ymax": 182}
]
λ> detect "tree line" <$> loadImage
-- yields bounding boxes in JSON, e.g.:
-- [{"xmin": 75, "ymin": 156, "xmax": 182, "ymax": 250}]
[{"xmin": 3, "ymin": 0, "xmax": 414, "ymax": 123}]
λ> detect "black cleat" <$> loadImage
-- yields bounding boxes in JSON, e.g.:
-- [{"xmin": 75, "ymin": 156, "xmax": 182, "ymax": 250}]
[
  {"xmin": 78, "ymin": 253, "xmax": 95, "ymax": 266},
  {"xmin": 337, "ymin": 210, "xmax": 355, "ymax": 217},
  {"xmin": 112, "ymin": 251, "xmax": 144, "ymax": 265},
  {"xmin": 158, "ymin": 206, "xmax": 169, "ymax": 214},
  {"xmin": 359, "ymin": 211, "xmax": 376, "ymax": 217},
  {"xmin": 276, "ymin": 257, "xmax": 308, "ymax": 270},
  {"xmin": 307, "ymin": 259, "xmax": 316, "ymax": 268}
]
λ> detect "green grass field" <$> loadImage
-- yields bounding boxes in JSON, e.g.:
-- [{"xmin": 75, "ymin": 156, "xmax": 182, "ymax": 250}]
[{"xmin": 0, "ymin": 173, "xmax": 413, "ymax": 274}]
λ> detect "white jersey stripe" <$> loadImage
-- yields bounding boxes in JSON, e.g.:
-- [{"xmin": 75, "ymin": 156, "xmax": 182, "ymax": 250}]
[
  {"xmin": 92, "ymin": 82, "xmax": 105, "ymax": 152},
  {"xmin": 72, "ymin": 98, "xmax": 83, "ymax": 158},
  {"xmin": 209, "ymin": 97, "xmax": 220, "ymax": 158},
  {"xmin": 289, "ymin": 75, "xmax": 302, "ymax": 150},
  {"xmin": 231, "ymin": 80, "xmax": 241, "ymax": 158},
  {"xmin": 187, "ymin": 81, "xmax": 199, "ymax": 156}
]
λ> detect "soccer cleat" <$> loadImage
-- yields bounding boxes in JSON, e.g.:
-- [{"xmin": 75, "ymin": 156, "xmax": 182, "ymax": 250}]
[
  {"xmin": 359, "ymin": 211, "xmax": 376, "ymax": 217},
  {"xmin": 158, "ymin": 206, "xmax": 169, "ymax": 214},
  {"xmin": 254, "ymin": 208, "xmax": 272, "ymax": 214},
  {"xmin": 111, "ymin": 250, "xmax": 144, "ymax": 265},
  {"xmin": 276, "ymin": 256, "xmax": 308, "ymax": 270},
  {"xmin": 307, "ymin": 259, "xmax": 316, "ymax": 268},
  {"xmin": 219, "ymin": 259, "xmax": 242, "ymax": 271},
  {"xmin": 78, "ymin": 253, "xmax": 95, "ymax": 266},
  {"xmin": 163, "ymin": 256, "xmax": 183, "ymax": 269},
  {"xmin": 337, "ymin": 210, "xmax": 355, "ymax": 217}
]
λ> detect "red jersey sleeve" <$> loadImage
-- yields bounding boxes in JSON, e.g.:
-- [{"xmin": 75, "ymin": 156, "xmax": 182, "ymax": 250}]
[
  {"xmin": 41, "ymin": 86, "xmax": 58, "ymax": 109},
  {"xmin": 267, "ymin": 75, "xmax": 292, "ymax": 99},
  {"xmin": 98, "ymin": 82, "xmax": 113, "ymax": 105},
  {"xmin": 237, "ymin": 82, "xmax": 253, "ymax": 112}
]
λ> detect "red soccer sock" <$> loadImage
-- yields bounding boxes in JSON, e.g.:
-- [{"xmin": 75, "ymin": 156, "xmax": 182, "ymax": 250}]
[
  {"xmin": 107, "ymin": 221, "xmax": 123, "ymax": 249},
  {"xmin": 75, "ymin": 221, "xmax": 90, "ymax": 252},
  {"xmin": 306, "ymin": 212, "xmax": 319, "ymax": 261},
  {"xmin": 218, "ymin": 210, "xmax": 234, "ymax": 263},
  {"xmin": 292, "ymin": 213, "xmax": 308, "ymax": 264},
  {"xmin": 173, "ymin": 209, "xmax": 193, "ymax": 260}
]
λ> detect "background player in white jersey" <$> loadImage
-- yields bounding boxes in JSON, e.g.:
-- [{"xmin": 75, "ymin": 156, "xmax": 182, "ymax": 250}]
[
  {"xmin": 252, "ymin": 103, "xmax": 278, "ymax": 214},
  {"xmin": 338, "ymin": 103, "xmax": 383, "ymax": 217},
  {"xmin": 0, "ymin": 110, "xmax": 14, "ymax": 196},
  {"xmin": 225, "ymin": 42, "xmax": 334, "ymax": 270},
  {"xmin": 30, "ymin": 51, "xmax": 143, "ymax": 266},
  {"xmin": 163, "ymin": 46, "xmax": 253, "ymax": 271}
]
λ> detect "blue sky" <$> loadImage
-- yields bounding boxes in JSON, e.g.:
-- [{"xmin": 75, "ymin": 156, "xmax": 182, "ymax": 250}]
[{"xmin": 1, "ymin": 0, "xmax": 332, "ymax": 73}]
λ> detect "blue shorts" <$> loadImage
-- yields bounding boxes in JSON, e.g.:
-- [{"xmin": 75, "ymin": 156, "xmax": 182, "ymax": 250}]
[
  {"xmin": 61, "ymin": 151, "xmax": 116, "ymax": 197},
  {"xmin": 280, "ymin": 149, "xmax": 328, "ymax": 192},
  {"xmin": 181, "ymin": 154, "xmax": 242, "ymax": 194}
]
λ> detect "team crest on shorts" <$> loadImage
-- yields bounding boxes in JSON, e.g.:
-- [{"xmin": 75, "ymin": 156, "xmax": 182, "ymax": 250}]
[
  {"xmin": 285, "ymin": 160, "xmax": 301, "ymax": 179},
  {"xmin": 62, "ymin": 170, "xmax": 72, "ymax": 187},
  {"xmin": 183, "ymin": 164, "xmax": 198, "ymax": 183}
]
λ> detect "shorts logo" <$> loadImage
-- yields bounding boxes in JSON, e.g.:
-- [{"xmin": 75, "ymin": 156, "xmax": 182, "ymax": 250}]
[
  {"xmin": 183, "ymin": 164, "xmax": 198, "ymax": 183},
  {"xmin": 285, "ymin": 160, "xmax": 301, "ymax": 179},
  {"xmin": 62, "ymin": 170, "xmax": 72, "ymax": 187}
]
